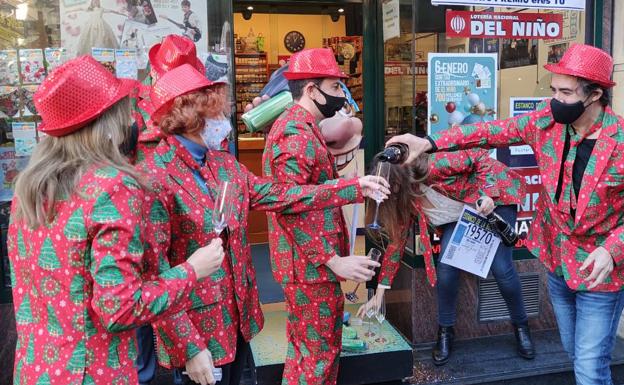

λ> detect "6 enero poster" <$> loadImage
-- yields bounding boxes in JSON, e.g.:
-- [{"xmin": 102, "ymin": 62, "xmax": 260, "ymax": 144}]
[{"xmin": 428, "ymin": 53, "xmax": 497, "ymax": 135}]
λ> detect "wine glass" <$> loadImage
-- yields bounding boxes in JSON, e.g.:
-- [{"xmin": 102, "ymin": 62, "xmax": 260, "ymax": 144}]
[
  {"xmin": 374, "ymin": 294, "xmax": 387, "ymax": 344},
  {"xmin": 345, "ymin": 248, "xmax": 382, "ymax": 303},
  {"xmin": 212, "ymin": 181, "xmax": 233, "ymax": 236},
  {"xmin": 363, "ymin": 293, "xmax": 378, "ymax": 339},
  {"xmin": 367, "ymin": 161, "xmax": 390, "ymax": 230}
]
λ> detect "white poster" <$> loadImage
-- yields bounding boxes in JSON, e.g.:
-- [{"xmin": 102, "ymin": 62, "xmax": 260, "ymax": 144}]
[
  {"xmin": 440, "ymin": 205, "xmax": 501, "ymax": 278},
  {"xmin": 382, "ymin": 0, "xmax": 400, "ymax": 42},
  {"xmin": 60, "ymin": 0, "xmax": 208, "ymax": 60},
  {"xmin": 431, "ymin": 0, "xmax": 585, "ymax": 11}
]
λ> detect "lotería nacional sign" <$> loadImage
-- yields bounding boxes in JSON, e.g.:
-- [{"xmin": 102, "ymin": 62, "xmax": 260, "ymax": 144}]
[
  {"xmin": 446, "ymin": 11, "xmax": 563, "ymax": 39},
  {"xmin": 431, "ymin": 0, "xmax": 585, "ymax": 11}
]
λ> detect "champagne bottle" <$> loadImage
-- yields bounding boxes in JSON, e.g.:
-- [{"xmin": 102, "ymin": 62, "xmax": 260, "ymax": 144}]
[{"xmin": 378, "ymin": 143, "xmax": 409, "ymax": 164}]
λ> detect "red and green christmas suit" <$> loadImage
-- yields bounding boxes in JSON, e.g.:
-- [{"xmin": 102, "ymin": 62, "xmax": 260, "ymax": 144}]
[
  {"xmin": 263, "ymin": 104, "xmax": 357, "ymax": 385},
  {"xmin": 8, "ymin": 165, "xmax": 202, "ymax": 385},
  {"xmin": 137, "ymin": 135, "xmax": 364, "ymax": 368}
]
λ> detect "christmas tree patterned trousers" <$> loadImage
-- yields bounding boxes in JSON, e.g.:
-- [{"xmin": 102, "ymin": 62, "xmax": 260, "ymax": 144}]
[{"xmin": 282, "ymin": 282, "xmax": 344, "ymax": 385}]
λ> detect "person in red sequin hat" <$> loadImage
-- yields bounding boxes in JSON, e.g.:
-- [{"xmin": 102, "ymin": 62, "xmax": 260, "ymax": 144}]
[
  {"xmin": 127, "ymin": 34, "xmax": 211, "ymax": 385},
  {"xmin": 262, "ymin": 48, "xmax": 383, "ymax": 385},
  {"xmin": 389, "ymin": 43, "xmax": 624, "ymax": 385},
  {"xmin": 8, "ymin": 55, "xmax": 225, "ymax": 385},
  {"xmin": 136, "ymin": 64, "xmax": 388, "ymax": 385},
  {"xmin": 131, "ymin": 34, "xmax": 207, "ymax": 163}
]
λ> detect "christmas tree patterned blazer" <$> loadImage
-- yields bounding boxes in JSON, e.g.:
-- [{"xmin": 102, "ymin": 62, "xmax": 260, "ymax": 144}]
[
  {"xmin": 262, "ymin": 104, "xmax": 360, "ymax": 285},
  {"xmin": 138, "ymin": 136, "xmax": 363, "ymax": 367},
  {"xmin": 8, "ymin": 165, "xmax": 201, "ymax": 385},
  {"xmin": 377, "ymin": 149, "xmax": 526, "ymax": 287},
  {"xmin": 429, "ymin": 101, "xmax": 624, "ymax": 292}
]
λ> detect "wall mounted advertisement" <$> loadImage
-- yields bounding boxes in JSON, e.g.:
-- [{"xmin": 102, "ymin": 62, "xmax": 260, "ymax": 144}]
[
  {"xmin": 60, "ymin": 0, "xmax": 209, "ymax": 61},
  {"xmin": 446, "ymin": 11, "xmax": 563, "ymax": 40},
  {"xmin": 427, "ymin": 53, "xmax": 498, "ymax": 136},
  {"xmin": 431, "ymin": 0, "xmax": 585, "ymax": 11}
]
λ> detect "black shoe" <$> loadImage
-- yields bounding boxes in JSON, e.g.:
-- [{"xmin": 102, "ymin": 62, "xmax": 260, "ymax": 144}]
[
  {"xmin": 432, "ymin": 326, "xmax": 454, "ymax": 366},
  {"xmin": 514, "ymin": 324, "xmax": 535, "ymax": 359}
]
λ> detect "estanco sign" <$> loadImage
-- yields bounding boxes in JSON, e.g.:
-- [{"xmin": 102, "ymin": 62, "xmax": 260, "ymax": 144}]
[
  {"xmin": 432, "ymin": 0, "xmax": 585, "ymax": 11},
  {"xmin": 446, "ymin": 11, "xmax": 563, "ymax": 39}
]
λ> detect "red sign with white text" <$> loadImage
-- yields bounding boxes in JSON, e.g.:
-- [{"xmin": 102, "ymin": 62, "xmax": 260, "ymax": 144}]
[{"xmin": 446, "ymin": 11, "xmax": 563, "ymax": 39}]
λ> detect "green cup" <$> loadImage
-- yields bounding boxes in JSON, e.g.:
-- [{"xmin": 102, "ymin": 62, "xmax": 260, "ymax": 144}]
[{"xmin": 241, "ymin": 91, "xmax": 293, "ymax": 133}]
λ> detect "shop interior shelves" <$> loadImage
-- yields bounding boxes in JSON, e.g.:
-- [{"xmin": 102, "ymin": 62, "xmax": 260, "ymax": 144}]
[{"xmin": 235, "ymin": 52, "xmax": 269, "ymax": 133}]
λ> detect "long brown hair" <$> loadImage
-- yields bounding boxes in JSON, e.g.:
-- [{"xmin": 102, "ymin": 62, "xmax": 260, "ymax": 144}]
[
  {"xmin": 365, "ymin": 153, "xmax": 430, "ymax": 243},
  {"xmin": 13, "ymin": 97, "xmax": 144, "ymax": 228}
]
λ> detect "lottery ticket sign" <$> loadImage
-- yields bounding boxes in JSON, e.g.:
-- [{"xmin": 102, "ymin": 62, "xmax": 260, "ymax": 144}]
[
  {"xmin": 440, "ymin": 205, "xmax": 501, "ymax": 278},
  {"xmin": 431, "ymin": 0, "xmax": 585, "ymax": 11}
]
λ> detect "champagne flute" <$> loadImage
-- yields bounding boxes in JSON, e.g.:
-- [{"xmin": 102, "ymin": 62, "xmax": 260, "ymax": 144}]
[
  {"xmin": 211, "ymin": 181, "xmax": 233, "ymax": 236},
  {"xmin": 364, "ymin": 292, "xmax": 377, "ymax": 339},
  {"xmin": 367, "ymin": 161, "xmax": 390, "ymax": 230},
  {"xmin": 374, "ymin": 294, "xmax": 387, "ymax": 344},
  {"xmin": 345, "ymin": 248, "xmax": 382, "ymax": 303}
]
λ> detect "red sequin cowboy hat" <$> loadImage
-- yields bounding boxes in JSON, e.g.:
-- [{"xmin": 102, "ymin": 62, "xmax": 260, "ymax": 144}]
[
  {"xmin": 35, "ymin": 55, "xmax": 138, "ymax": 137},
  {"xmin": 150, "ymin": 64, "xmax": 220, "ymax": 121},
  {"xmin": 544, "ymin": 43, "xmax": 616, "ymax": 88},
  {"xmin": 149, "ymin": 34, "xmax": 205, "ymax": 78},
  {"xmin": 283, "ymin": 48, "xmax": 348, "ymax": 80}
]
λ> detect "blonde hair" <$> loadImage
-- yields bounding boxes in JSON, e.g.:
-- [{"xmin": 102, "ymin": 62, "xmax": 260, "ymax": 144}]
[{"xmin": 14, "ymin": 97, "xmax": 145, "ymax": 228}]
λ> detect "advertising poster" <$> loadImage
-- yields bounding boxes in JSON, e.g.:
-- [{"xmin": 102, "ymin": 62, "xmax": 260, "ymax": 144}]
[
  {"xmin": 12, "ymin": 121, "xmax": 36, "ymax": 157},
  {"xmin": 544, "ymin": 10, "xmax": 580, "ymax": 45},
  {"xmin": 0, "ymin": 50, "xmax": 19, "ymax": 86},
  {"xmin": 428, "ymin": 53, "xmax": 497, "ymax": 135},
  {"xmin": 18, "ymin": 49, "xmax": 46, "ymax": 85},
  {"xmin": 44, "ymin": 48, "xmax": 68, "ymax": 72},
  {"xmin": 60, "ymin": 0, "xmax": 209, "ymax": 60},
  {"xmin": 115, "ymin": 48, "xmax": 138, "ymax": 79},
  {"xmin": 432, "ymin": 0, "xmax": 585, "ymax": 11},
  {"xmin": 382, "ymin": 0, "xmax": 400, "ymax": 42},
  {"xmin": 446, "ymin": 11, "xmax": 563, "ymax": 40},
  {"xmin": 0, "ymin": 146, "xmax": 29, "ymax": 202},
  {"xmin": 495, "ymin": 97, "xmax": 547, "ymax": 244}
]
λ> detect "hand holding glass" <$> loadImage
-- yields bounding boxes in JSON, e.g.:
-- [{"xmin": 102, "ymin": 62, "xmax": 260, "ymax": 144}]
[
  {"xmin": 367, "ymin": 162, "xmax": 390, "ymax": 230},
  {"xmin": 345, "ymin": 248, "xmax": 382, "ymax": 303}
]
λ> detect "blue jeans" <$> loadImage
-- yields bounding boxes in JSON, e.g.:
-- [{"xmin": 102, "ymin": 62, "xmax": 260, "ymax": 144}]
[
  {"xmin": 437, "ymin": 205, "xmax": 528, "ymax": 327},
  {"xmin": 548, "ymin": 272, "xmax": 624, "ymax": 385},
  {"xmin": 136, "ymin": 325, "xmax": 157, "ymax": 385}
]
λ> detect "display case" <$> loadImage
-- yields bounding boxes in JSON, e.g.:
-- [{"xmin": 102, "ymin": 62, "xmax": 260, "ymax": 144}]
[{"xmin": 234, "ymin": 52, "xmax": 269, "ymax": 133}]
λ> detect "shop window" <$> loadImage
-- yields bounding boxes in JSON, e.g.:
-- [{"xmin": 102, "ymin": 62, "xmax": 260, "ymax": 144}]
[{"xmin": 0, "ymin": 0, "xmax": 234, "ymax": 303}]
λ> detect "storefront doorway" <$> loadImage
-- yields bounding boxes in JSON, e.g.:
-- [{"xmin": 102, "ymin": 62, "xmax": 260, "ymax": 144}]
[{"xmin": 231, "ymin": 1, "xmax": 366, "ymax": 244}]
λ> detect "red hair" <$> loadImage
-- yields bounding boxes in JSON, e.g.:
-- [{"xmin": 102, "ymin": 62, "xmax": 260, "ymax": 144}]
[{"xmin": 157, "ymin": 84, "xmax": 227, "ymax": 136}]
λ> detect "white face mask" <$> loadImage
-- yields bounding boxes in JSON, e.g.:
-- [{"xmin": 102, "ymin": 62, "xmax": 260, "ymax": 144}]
[{"xmin": 200, "ymin": 118, "xmax": 233, "ymax": 150}]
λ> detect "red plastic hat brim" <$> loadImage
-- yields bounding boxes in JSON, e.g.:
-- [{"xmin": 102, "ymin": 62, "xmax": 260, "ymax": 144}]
[
  {"xmin": 544, "ymin": 63, "xmax": 616, "ymax": 88},
  {"xmin": 283, "ymin": 71, "xmax": 349, "ymax": 80},
  {"xmin": 149, "ymin": 43, "xmax": 206, "ymax": 77},
  {"xmin": 38, "ymin": 78, "xmax": 139, "ymax": 136}
]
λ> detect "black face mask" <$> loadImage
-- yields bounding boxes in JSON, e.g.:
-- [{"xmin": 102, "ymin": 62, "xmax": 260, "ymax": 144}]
[
  {"xmin": 312, "ymin": 85, "xmax": 347, "ymax": 119},
  {"xmin": 550, "ymin": 97, "xmax": 594, "ymax": 125},
  {"xmin": 120, "ymin": 122, "xmax": 139, "ymax": 156}
]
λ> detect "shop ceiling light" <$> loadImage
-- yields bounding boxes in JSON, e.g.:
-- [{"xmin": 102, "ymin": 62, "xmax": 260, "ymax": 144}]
[
  {"xmin": 338, "ymin": 8, "xmax": 344, "ymax": 13},
  {"xmin": 247, "ymin": 6, "xmax": 254, "ymax": 10}
]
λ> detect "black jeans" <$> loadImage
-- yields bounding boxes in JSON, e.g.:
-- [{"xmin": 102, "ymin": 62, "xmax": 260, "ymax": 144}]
[{"xmin": 174, "ymin": 331, "xmax": 250, "ymax": 385}]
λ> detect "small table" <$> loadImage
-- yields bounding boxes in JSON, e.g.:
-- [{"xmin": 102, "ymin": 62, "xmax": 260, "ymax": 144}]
[{"xmin": 250, "ymin": 304, "xmax": 413, "ymax": 385}]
